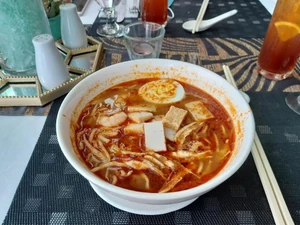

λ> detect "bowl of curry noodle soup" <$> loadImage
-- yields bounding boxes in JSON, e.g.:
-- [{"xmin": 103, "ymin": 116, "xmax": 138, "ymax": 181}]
[{"xmin": 56, "ymin": 59, "xmax": 255, "ymax": 215}]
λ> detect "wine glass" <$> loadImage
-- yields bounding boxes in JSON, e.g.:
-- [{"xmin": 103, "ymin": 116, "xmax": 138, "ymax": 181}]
[
  {"xmin": 285, "ymin": 93, "xmax": 300, "ymax": 115},
  {"xmin": 95, "ymin": 0, "xmax": 123, "ymax": 37}
]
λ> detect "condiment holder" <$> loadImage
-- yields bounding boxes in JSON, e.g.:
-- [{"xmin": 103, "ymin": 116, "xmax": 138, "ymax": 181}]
[
  {"xmin": 33, "ymin": 34, "xmax": 70, "ymax": 91},
  {"xmin": 0, "ymin": 36, "xmax": 104, "ymax": 106},
  {"xmin": 60, "ymin": 3, "xmax": 88, "ymax": 49}
]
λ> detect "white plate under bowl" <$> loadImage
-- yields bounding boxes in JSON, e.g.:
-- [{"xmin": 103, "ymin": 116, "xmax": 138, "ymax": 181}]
[{"xmin": 89, "ymin": 182, "xmax": 198, "ymax": 215}]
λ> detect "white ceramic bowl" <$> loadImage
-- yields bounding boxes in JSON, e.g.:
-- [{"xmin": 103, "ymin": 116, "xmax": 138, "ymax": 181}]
[{"xmin": 56, "ymin": 59, "xmax": 255, "ymax": 215}]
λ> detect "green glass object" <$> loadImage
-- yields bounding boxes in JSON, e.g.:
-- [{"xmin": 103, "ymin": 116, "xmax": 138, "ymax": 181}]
[{"xmin": 0, "ymin": 0, "xmax": 51, "ymax": 76}]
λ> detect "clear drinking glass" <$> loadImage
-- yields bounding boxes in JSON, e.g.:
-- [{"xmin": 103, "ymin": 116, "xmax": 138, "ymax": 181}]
[
  {"xmin": 285, "ymin": 93, "xmax": 300, "ymax": 115},
  {"xmin": 96, "ymin": 0, "xmax": 123, "ymax": 37},
  {"xmin": 123, "ymin": 22, "xmax": 165, "ymax": 60}
]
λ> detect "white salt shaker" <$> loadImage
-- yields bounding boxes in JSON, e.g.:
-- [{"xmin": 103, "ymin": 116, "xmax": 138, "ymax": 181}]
[
  {"xmin": 32, "ymin": 34, "xmax": 70, "ymax": 91},
  {"xmin": 60, "ymin": 3, "xmax": 88, "ymax": 49}
]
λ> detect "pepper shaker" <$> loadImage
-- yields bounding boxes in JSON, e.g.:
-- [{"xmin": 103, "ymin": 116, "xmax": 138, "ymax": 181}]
[
  {"xmin": 60, "ymin": 3, "xmax": 88, "ymax": 49},
  {"xmin": 32, "ymin": 34, "xmax": 70, "ymax": 90}
]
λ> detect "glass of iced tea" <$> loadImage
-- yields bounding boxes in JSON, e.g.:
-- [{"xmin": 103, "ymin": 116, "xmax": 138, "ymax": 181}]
[
  {"xmin": 257, "ymin": 0, "xmax": 300, "ymax": 80},
  {"xmin": 141, "ymin": 0, "xmax": 171, "ymax": 27}
]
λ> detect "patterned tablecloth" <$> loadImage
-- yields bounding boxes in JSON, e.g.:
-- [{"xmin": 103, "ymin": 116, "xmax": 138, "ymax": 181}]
[
  {"xmin": 95, "ymin": 37, "xmax": 300, "ymax": 92},
  {"xmin": 2, "ymin": 0, "xmax": 300, "ymax": 224}
]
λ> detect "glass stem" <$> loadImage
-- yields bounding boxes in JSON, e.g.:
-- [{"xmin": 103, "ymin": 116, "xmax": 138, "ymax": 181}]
[
  {"xmin": 297, "ymin": 95, "xmax": 300, "ymax": 104},
  {"xmin": 105, "ymin": 8, "xmax": 116, "ymax": 33},
  {"xmin": 106, "ymin": 11, "xmax": 112, "ymax": 30}
]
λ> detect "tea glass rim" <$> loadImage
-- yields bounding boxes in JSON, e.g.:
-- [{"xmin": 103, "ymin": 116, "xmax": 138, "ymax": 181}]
[{"xmin": 123, "ymin": 21, "xmax": 166, "ymax": 42}]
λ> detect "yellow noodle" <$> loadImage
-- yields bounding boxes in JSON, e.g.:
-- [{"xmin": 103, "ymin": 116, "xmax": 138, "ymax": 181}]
[
  {"xmin": 189, "ymin": 141, "xmax": 205, "ymax": 151},
  {"xmin": 197, "ymin": 161, "xmax": 204, "ymax": 173},
  {"xmin": 76, "ymin": 129, "xmax": 87, "ymax": 142},
  {"xmin": 111, "ymin": 175, "xmax": 118, "ymax": 185},
  {"xmin": 142, "ymin": 159, "xmax": 166, "ymax": 179},
  {"xmin": 101, "ymin": 131, "xmax": 119, "ymax": 138},
  {"xmin": 220, "ymin": 149, "xmax": 230, "ymax": 160},
  {"xmin": 213, "ymin": 133, "xmax": 219, "ymax": 152},
  {"xmin": 202, "ymin": 137, "xmax": 211, "ymax": 145},
  {"xmin": 97, "ymin": 140, "xmax": 111, "ymax": 161},
  {"xmin": 170, "ymin": 150, "xmax": 212, "ymax": 162},
  {"xmin": 144, "ymin": 155, "xmax": 166, "ymax": 169},
  {"xmin": 97, "ymin": 134, "xmax": 110, "ymax": 144},
  {"xmin": 203, "ymin": 160, "xmax": 213, "ymax": 175},
  {"xmin": 118, "ymin": 169, "xmax": 133, "ymax": 178},
  {"xmin": 92, "ymin": 161, "xmax": 129, "ymax": 172},
  {"xmin": 119, "ymin": 151, "xmax": 145, "ymax": 156},
  {"xmin": 89, "ymin": 128, "xmax": 98, "ymax": 143},
  {"xmin": 159, "ymin": 169, "xmax": 187, "ymax": 193},
  {"xmin": 141, "ymin": 173, "xmax": 150, "ymax": 190},
  {"xmin": 220, "ymin": 125, "xmax": 227, "ymax": 137},
  {"xmin": 83, "ymin": 135, "xmax": 108, "ymax": 163},
  {"xmin": 105, "ymin": 168, "xmax": 110, "ymax": 180},
  {"xmin": 78, "ymin": 141, "xmax": 84, "ymax": 150},
  {"xmin": 200, "ymin": 123, "xmax": 208, "ymax": 135},
  {"xmin": 90, "ymin": 104, "xmax": 99, "ymax": 116}
]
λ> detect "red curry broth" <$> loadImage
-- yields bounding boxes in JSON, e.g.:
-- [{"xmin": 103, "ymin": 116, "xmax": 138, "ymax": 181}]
[{"xmin": 75, "ymin": 78, "xmax": 235, "ymax": 193}]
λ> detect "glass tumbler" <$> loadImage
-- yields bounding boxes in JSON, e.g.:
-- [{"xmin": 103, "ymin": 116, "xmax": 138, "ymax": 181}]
[
  {"xmin": 257, "ymin": 0, "xmax": 300, "ymax": 80},
  {"xmin": 124, "ymin": 22, "xmax": 165, "ymax": 60}
]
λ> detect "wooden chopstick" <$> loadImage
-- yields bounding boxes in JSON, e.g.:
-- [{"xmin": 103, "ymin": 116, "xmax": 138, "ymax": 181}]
[
  {"xmin": 192, "ymin": 0, "xmax": 209, "ymax": 34},
  {"xmin": 222, "ymin": 65, "xmax": 294, "ymax": 225},
  {"xmin": 254, "ymin": 133, "xmax": 295, "ymax": 225}
]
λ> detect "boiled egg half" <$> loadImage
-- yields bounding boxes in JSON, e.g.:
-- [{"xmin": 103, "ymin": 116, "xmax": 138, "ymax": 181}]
[{"xmin": 138, "ymin": 79, "xmax": 185, "ymax": 104}]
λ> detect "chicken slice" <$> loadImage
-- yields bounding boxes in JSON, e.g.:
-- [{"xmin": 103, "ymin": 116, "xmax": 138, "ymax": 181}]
[
  {"xmin": 124, "ymin": 123, "xmax": 144, "ymax": 134},
  {"xmin": 164, "ymin": 127, "xmax": 176, "ymax": 142},
  {"xmin": 128, "ymin": 112, "xmax": 153, "ymax": 123},
  {"xmin": 169, "ymin": 150, "xmax": 212, "ymax": 162},
  {"xmin": 127, "ymin": 105, "xmax": 156, "ymax": 113},
  {"xmin": 159, "ymin": 169, "xmax": 188, "ymax": 193},
  {"xmin": 175, "ymin": 122, "xmax": 205, "ymax": 148}
]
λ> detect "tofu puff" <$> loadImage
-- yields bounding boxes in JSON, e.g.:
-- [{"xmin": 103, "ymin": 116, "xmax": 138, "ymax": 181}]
[{"xmin": 74, "ymin": 79, "xmax": 235, "ymax": 193}]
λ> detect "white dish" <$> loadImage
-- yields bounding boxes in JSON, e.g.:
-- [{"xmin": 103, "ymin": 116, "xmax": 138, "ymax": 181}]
[
  {"xmin": 56, "ymin": 59, "xmax": 255, "ymax": 215},
  {"xmin": 90, "ymin": 182, "xmax": 198, "ymax": 215},
  {"xmin": 182, "ymin": 10, "xmax": 238, "ymax": 33}
]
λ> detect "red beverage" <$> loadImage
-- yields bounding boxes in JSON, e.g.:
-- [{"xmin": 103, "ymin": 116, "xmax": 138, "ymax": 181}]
[
  {"xmin": 257, "ymin": 0, "xmax": 300, "ymax": 80},
  {"xmin": 141, "ymin": 0, "xmax": 168, "ymax": 26}
]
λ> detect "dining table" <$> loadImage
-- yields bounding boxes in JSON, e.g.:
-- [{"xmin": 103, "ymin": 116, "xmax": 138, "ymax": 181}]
[{"xmin": 1, "ymin": 0, "xmax": 300, "ymax": 224}]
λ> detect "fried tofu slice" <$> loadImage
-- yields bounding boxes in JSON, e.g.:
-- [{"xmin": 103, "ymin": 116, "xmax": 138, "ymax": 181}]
[
  {"xmin": 185, "ymin": 101, "xmax": 214, "ymax": 121},
  {"xmin": 162, "ymin": 106, "xmax": 187, "ymax": 131},
  {"xmin": 128, "ymin": 112, "xmax": 153, "ymax": 123},
  {"xmin": 127, "ymin": 105, "xmax": 156, "ymax": 113},
  {"xmin": 144, "ymin": 121, "xmax": 166, "ymax": 152},
  {"xmin": 124, "ymin": 123, "xmax": 144, "ymax": 134}
]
